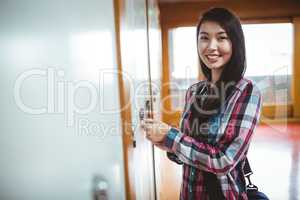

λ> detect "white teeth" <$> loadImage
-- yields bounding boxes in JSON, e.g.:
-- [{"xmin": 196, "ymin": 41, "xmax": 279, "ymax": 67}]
[{"xmin": 207, "ymin": 55, "xmax": 219, "ymax": 59}]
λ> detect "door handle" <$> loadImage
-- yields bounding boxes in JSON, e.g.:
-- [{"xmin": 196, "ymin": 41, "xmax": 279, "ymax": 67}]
[
  {"xmin": 145, "ymin": 99, "xmax": 152, "ymax": 118},
  {"xmin": 139, "ymin": 99, "xmax": 151, "ymax": 121},
  {"xmin": 92, "ymin": 175, "xmax": 108, "ymax": 200},
  {"xmin": 139, "ymin": 107, "xmax": 145, "ymax": 121}
]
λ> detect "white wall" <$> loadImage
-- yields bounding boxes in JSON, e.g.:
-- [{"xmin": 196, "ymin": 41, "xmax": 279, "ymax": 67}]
[{"xmin": 0, "ymin": 0, "xmax": 125, "ymax": 199}]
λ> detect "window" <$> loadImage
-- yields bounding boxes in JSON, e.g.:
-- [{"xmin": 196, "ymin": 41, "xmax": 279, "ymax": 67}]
[
  {"xmin": 243, "ymin": 23, "xmax": 293, "ymax": 105},
  {"xmin": 168, "ymin": 27, "xmax": 198, "ymax": 110},
  {"xmin": 168, "ymin": 23, "xmax": 293, "ymax": 110}
]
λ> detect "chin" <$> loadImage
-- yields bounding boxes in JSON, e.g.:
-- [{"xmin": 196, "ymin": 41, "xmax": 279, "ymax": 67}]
[{"xmin": 207, "ymin": 64, "xmax": 224, "ymax": 70}]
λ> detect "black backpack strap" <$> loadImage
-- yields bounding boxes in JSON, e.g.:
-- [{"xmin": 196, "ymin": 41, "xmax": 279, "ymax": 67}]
[
  {"xmin": 166, "ymin": 152, "xmax": 183, "ymax": 165},
  {"xmin": 243, "ymin": 157, "xmax": 253, "ymax": 177},
  {"xmin": 243, "ymin": 157, "xmax": 258, "ymax": 191}
]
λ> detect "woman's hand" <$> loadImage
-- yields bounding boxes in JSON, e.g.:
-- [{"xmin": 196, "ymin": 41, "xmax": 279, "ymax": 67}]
[{"xmin": 140, "ymin": 118, "xmax": 171, "ymax": 144}]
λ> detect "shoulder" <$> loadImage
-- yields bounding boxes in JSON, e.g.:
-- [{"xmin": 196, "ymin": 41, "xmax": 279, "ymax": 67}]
[
  {"xmin": 187, "ymin": 80, "xmax": 207, "ymax": 94},
  {"xmin": 184, "ymin": 80, "xmax": 207, "ymax": 101},
  {"xmin": 234, "ymin": 78, "xmax": 261, "ymax": 97}
]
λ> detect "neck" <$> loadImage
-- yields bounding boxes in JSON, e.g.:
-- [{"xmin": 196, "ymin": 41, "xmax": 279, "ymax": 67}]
[{"xmin": 211, "ymin": 68, "xmax": 223, "ymax": 84}]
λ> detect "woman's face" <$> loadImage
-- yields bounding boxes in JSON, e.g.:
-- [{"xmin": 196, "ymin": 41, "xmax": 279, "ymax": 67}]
[{"xmin": 198, "ymin": 21, "xmax": 232, "ymax": 71}]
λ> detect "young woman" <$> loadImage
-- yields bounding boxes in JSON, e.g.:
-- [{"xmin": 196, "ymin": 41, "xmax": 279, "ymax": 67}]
[{"xmin": 141, "ymin": 8, "xmax": 262, "ymax": 200}]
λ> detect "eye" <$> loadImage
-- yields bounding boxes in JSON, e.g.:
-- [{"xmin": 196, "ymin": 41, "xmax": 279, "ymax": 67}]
[
  {"xmin": 199, "ymin": 36, "xmax": 209, "ymax": 40},
  {"xmin": 218, "ymin": 36, "xmax": 229, "ymax": 41}
]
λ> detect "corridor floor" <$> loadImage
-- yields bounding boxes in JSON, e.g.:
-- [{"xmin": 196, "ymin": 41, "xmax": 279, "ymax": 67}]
[{"xmin": 248, "ymin": 123, "xmax": 300, "ymax": 200}]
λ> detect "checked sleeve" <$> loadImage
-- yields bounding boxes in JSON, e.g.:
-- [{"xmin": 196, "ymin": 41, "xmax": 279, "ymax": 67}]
[{"xmin": 163, "ymin": 82, "xmax": 262, "ymax": 175}]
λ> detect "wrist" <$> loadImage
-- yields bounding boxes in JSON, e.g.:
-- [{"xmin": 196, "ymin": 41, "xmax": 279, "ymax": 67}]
[{"xmin": 164, "ymin": 125, "xmax": 172, "ymax": 135}]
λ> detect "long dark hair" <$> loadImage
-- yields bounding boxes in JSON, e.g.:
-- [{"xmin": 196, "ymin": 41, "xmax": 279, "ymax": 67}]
[{"xmin": 189, "ymin": 7, "xmax": 246, "ymax": 139}]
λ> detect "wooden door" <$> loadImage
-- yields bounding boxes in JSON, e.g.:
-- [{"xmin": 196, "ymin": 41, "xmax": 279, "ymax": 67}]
[
  {"xmin": 146, "ymin": 0, "xmax": 182, "ymax": 199},
  {"xmin": 115, "ymin": 0, "xmax": 157, "ymax": 199}
]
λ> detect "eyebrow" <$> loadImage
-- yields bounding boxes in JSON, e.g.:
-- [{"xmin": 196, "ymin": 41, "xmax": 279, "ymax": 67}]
[{"xmin": 199, "ymin": 31, "xmax": 227, "ymax": 35}]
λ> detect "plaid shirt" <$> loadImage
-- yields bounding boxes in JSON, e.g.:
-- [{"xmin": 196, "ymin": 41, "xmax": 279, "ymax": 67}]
[{"xmin": 163, "ymin": 78, "xmax": 262, "ymax": 200}]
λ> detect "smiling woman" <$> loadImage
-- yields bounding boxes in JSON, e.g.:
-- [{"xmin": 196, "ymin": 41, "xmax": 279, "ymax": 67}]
[{"xmin": 141, "ymin": 7, "xmax": 262, "ymax": 200}]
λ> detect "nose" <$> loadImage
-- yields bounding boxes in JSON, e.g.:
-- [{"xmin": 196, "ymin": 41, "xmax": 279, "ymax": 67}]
[{"xmin": 207, "ymin": 38, "xmax": 218, "ymax": 51}]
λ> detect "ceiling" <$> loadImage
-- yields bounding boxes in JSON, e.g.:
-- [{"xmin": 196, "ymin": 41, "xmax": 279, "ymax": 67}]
[{"xmin": 158, "ymin": 0, "xmax": 221, "ymax": 3}]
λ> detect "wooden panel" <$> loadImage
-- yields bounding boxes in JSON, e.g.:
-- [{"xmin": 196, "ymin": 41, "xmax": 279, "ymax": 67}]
[
  {"xmin": 159, "ymin": 0, "xmax": 300, "ymax": 28},
  {"xmin": 115, "ymin": 0, "xmax": 157, "ymax": 199},
  {"xmin": 161, "ymin": 25, "xmax": 173, "ymax": 122},
  {"xmin": 114, "ymin": 0, "xmax": 135, "ymax": 199},
  {"xmin": 261, "ymin": 104, "xmax": 293, "ymax": 119},
  {"xmin": 292, "ymin": 17, "xmax": 300, "ymax": 118}
]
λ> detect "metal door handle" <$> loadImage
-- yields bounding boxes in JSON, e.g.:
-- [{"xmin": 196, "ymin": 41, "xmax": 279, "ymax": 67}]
[
  {"xmin": 92, "ymin": 175, "xmax": 108, "ymax": 200},
  {"xmin": 139, "ymin": 108, "xmax": 145, "ymax": 121}
]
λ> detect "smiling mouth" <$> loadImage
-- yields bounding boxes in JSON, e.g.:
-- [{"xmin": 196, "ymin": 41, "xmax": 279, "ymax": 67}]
[{"xmin": 206, "ymin": 54, "xmax": 220, "ymax": 62}]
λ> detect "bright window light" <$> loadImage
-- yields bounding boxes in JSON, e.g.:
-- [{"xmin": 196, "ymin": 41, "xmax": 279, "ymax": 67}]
[{"xmin": 169, "ymin": 23, "xmax": 293, "ymax": 109}]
